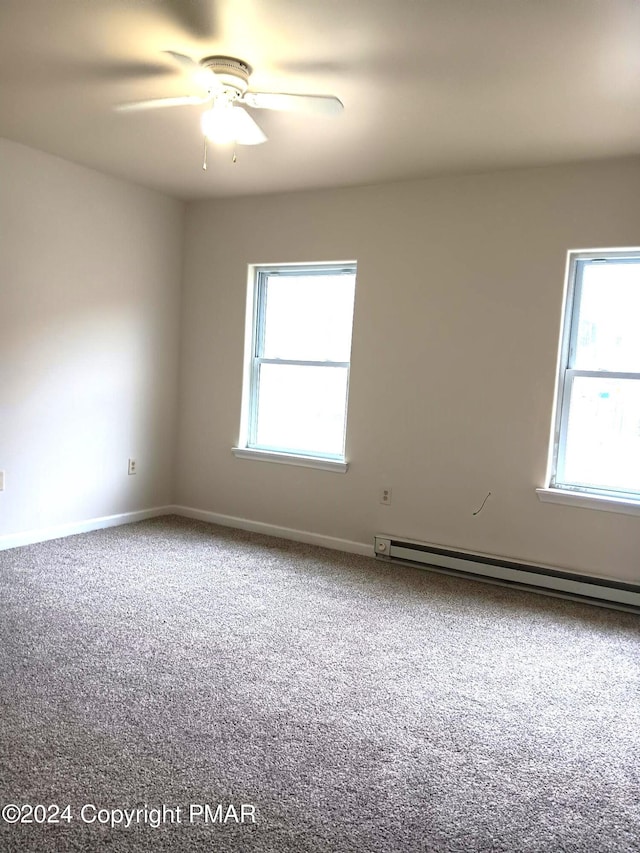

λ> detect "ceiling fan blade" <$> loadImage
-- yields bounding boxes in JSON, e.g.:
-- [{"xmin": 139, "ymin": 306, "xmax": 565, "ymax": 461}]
[
  {"xmin": 161, "ymin": 0, "xmax": 217, "ymax": 40},
  {"xmin": 162, "ymin": 51, "xmax": 222, "ymax": 92},
  {"xmin": 162, "ymin": 50, "xmax": 201, "ymax": 73},
  {"xmin": 115, "ymin": 95, "xmax": 209, "ymax": 112},
  {"xmin": 241, "ymin": 92, "xmax": 344, "ymax": 115}
]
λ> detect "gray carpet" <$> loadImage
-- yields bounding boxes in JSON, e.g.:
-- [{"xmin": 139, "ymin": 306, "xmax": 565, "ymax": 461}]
[{"xmin": 1, "ymin": 516, "xmax": 639, "ymax": 853}]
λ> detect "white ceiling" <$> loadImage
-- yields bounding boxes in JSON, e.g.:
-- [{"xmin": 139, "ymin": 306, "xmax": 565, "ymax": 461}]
[{"xmin": 2, "ymin": 0, "xmax": 640, "ymax": 200}]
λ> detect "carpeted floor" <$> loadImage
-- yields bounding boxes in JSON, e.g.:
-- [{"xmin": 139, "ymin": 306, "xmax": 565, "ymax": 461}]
[{"xmin": 0, "ymin": 515, "xmax": 639, "ymax": 852}]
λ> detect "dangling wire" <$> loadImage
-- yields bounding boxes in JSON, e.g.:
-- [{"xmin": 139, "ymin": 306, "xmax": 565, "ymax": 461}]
[
  {"xmin": 472, "ymin": 491, "xmax": 492, "ymax": 516},
  {"xmin": 202, "ymin": 137, "xmax": 208, "ymax": 171}
]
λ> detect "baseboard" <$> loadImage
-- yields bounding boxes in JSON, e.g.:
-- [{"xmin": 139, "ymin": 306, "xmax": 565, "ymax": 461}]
[
  {"xmin": 170, "ymin": 505, "xmax": 372, "ymax": 557},
  {"xmin": 0, "ymin": 503, "xmax": 371, "ymax": 557},
  {"xmin": 1, "ymin": 507, "xmax": 635, "ymax": 613},
  {"xmin": 0, "ymin": 506, "xmax": 172, "ymax": 551}
]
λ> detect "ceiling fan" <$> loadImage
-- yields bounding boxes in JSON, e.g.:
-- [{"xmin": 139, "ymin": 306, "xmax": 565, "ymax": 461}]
[{"xmin": 115, "ymin": 53, "xmax": 344, "ymax": 150}]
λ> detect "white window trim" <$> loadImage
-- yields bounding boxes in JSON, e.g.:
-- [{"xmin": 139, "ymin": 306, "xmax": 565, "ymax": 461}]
[
  {"xmin": 539, "ymin": 247, "xmax": 640, "ymax": 515},
  {"xmin": 235, "ymin": 261, "xmax": 356, "ymax": 471},
  {"xmin": 231, "ymin": 446, "xmax": 348, "ymax": 473},
  {"xmin": 536, "ymin": 487, "xmax": 640, "ymax": 517}
]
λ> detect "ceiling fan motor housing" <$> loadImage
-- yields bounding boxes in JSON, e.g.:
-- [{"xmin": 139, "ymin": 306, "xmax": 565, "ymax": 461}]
[{"xmin": 201, "ymin": 56, "xmax": 252, "ymax": 98}]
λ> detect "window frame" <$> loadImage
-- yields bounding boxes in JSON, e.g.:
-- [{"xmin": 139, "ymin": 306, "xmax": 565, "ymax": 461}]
[
  {"xmin": 538, "ymin": 248, "xmax": 640, "ymax": 513},
  {"xmin": 233, "ymin": 261, "xmax": 357, "ymax": 472}
]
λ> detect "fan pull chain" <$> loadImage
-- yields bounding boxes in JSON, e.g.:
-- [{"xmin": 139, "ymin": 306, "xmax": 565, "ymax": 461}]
[
  {"xmin": 202, "ymin": 138, "xmax": 208, "ymax": 171},
  {"xmin": 232, "ymin": 150, "xmax": 237, "ymax": 164}
]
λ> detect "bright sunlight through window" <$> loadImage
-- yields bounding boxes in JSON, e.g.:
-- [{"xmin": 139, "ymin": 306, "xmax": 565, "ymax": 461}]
[
  {"xmin": 549, "ymin": 250, "xmax": 640, "ymax": 502},
  {"xmin": 235, "ymin": 263, "xmax": 357, "ymax": 470}
]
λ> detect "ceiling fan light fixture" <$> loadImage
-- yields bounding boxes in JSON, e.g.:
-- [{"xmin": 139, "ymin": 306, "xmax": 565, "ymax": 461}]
[
  {"xmin": 200, "ymin": 56, "xmax": 252, "ymax": 97},
  {"xmin": 201, "ymin": 102, "xmax": 267, "ymax": 146},
  {"xmin": 230, "ymin": 106, "xmax": 267, "ymax": 145},
  {"xmin": 201, "ymin": 99, "xmax": 236, "ymax": 144},
  {"xmin": 116, "ymin": 52, "xmax": 340, "ymax": 160}
]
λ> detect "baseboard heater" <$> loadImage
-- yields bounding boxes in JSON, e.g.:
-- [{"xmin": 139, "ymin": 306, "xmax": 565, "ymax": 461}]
[{"xmin": 374, "ymin": 535, "xmax": 640, "ymax": 613}]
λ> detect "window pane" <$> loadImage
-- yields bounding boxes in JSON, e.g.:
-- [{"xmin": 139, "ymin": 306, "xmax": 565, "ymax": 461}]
[
  {"xmin": 574, "ymin": 262, "xmax": 640, "ymax": 371},
  {"xmin": 254, "ymin": 364, "xmax": 348, "ymax": 457},
  {"xmin": 562, "ymin": 376, "xmax": 640, "ymax": 495},
  {"xmin": 261, "ymin": 273, "xmax": 355, "ymax": 361}
]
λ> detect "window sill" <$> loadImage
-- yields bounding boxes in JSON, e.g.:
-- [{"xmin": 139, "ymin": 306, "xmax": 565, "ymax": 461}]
[
  {"xmin": 232, "ymin": 447, "xmax": 349, "ymax": 473},
  {"xmin": 536, "ymin": 487, "xmax": 640, "ymax": 517}
]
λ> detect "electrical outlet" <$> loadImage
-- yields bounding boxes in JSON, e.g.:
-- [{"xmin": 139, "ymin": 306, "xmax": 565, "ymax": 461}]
[
  {"xmin": 0, "ymin": 470, "xmax": 4, "ymax": 491},
  {"xmin": 128, "ymin": 458, "xmax": 137, "ymax": 476},
  {"xmin": 380, "ymin": 487, "xmax": 392, "ymax": 505}
]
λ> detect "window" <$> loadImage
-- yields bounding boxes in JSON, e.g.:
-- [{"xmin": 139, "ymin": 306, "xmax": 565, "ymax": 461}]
[
  {"xmin": 233, "ymin": 262, "xmax": 357, "ymax": 471},
  {"xmin": 543, "ymin": 249, "xmax": 640, "ymax": 508}
]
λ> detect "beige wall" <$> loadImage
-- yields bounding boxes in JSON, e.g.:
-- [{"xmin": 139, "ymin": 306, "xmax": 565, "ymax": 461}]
[
  {"xmin": 0, "ymin": 138, "xmax": 184, "ymax": 535},
  {"xmin": 2, "ymin": 137, "xmax": 637, "ymax": 582},
  {"xmin": 176, "ymin": 158, "xmax": 640, "ymax": 582}
]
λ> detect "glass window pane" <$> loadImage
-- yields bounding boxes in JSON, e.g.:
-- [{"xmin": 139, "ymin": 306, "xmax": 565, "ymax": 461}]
[
  {"xmin": 261, "ymin": 273, "xmax": 355, "ymax": 362},
  {"xmin": 254, "ymin": 364, "xmax": 348, "ymax": 457},
  {"xmin": 574, "ymin": 262, "xmax": 640, "ymax": 371},
  {"xmin": 561, "ymin": 376, "xmax": 640, "ymax": 495}
]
